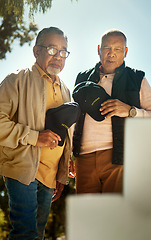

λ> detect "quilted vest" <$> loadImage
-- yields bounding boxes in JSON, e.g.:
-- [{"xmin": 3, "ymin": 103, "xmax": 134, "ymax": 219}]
[{"xmin": 73, "ymin": 62, "xmax": 144, "ymax": 165}]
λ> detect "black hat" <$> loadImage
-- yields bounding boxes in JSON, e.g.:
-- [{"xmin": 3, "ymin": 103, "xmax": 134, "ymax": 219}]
[
  {"xmin": 45, "ymin": 102, "xmax": 81, "ymax": 146},
  {"xmin": 72, "ymin": 81, "xmax": 111, "ymax": 121}
]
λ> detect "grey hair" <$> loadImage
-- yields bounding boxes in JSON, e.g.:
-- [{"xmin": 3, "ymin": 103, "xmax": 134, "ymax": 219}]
[
  {"xmin": 101, "ymin": 29, "xmax": 127, "ymax": 47},
  {"xmin": 35, "ymin": 27, "xmax": 68, "ymax": 46}
]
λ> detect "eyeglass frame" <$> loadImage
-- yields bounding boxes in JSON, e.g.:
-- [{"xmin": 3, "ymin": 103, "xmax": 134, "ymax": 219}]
[{"xmin": 37, "ymin": 45, "xmax": 70, "ymax": 58}]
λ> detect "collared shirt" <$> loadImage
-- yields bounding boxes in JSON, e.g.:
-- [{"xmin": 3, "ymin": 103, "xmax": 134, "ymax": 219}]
[
  {"xmin": 80, "ymin": 72, "xmax": 151, "ymax": 155},
  {"xmin": 35, "ymin": 63, "xmax": 65, "ymax": 188}
]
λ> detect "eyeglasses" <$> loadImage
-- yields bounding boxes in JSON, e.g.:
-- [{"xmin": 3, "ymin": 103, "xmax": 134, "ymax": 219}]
[{"xmin": 37, "ymin": 45, "xmax": 70, "ymax": 58}]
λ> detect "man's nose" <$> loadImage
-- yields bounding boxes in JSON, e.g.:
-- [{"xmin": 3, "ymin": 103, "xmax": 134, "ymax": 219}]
[
  {"xmin": 108, "ymin": 48, "xmax": 115, "ymax": 57},
  {"xmin": 53, "ymin": 51, "xmax": 61, "ymax": 59}
]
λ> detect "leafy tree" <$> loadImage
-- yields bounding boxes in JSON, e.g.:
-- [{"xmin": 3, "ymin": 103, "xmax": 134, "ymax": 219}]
[{"xmin": 0, "ymin": 0, "xmax": 53, "ymax": 59}]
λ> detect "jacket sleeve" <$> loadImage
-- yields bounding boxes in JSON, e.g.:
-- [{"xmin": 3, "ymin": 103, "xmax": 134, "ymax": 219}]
[{"xmin": 0, "ymin": 75, "xmax": 38, "ymax": 149}]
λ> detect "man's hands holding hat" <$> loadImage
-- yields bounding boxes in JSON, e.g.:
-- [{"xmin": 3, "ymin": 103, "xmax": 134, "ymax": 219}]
[
  {"xmin": 100, "ymin": 99, "xmax": 131, "ymax": 118},
  {"xmin": 36, "ymin": 129, "xmax": 61, "ymax": 149}
]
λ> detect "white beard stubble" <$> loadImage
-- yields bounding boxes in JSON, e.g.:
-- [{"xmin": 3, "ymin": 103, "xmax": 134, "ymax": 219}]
[{"xmin": 46, "ymin": 66, "xmax": 61, "ymax": 76}]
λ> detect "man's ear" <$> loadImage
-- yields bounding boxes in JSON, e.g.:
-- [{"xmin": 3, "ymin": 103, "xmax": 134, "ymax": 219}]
[
  {"xmin": 33, "ymin": 46, "xmax": 39, "ymax": 59},
  {"xmin": 98, "ymin": 45, "xmax": 101, "ymax": 55},
  {"xmin": 125, "ymin": 47, "xmax": 128, "ymax": 57}
]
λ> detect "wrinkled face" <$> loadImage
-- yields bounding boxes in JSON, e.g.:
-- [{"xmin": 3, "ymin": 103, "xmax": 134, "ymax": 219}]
[
  {"xmin": 98, "ymin": 35, "xmax": 128, "ymax": 74},
  {"xmin": 33, "ymin": 33, "xmax": 67, "ymax": 76}
]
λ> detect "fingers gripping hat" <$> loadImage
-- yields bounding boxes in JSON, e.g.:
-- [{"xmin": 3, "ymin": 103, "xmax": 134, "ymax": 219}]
[
  {"xmin": 45, "ymin": 102, "xmax": 81, "ymax": 146},
  {"xmin": 72, "ymin": 81, "xmax": 111, "ymax": 121}
]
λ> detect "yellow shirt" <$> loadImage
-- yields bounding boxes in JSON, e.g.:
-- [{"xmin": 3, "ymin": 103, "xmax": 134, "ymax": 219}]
[{"xmin": 35, "ymin": 63, "xmax": 65, "ymax": 188}]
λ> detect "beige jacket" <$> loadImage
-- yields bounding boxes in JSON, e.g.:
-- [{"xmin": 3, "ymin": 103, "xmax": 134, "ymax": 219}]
[{"xmin": 0, "ymin": 65, "xmax": 71, "ymax": 185}]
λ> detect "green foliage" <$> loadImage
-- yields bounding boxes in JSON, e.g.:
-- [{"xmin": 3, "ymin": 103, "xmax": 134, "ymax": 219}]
[
  {"xmin": 0, "ymin": 0, "xmax": 24, "ymax": 21},
  {"xmin": 0, "ymin": 0, "xmax": 53, "ymax": 22},
  {"xmin": 0, "ymin": 15, "xmax": 38, "ymax": 59},
  {"xmin": 0, "ymin": 177, "xmax": 10, "ymax": 239},
  {"xmin": 0, "ymin": 209, "xmax": 9, "ymax": 239},
  {"xmin": 0, "ymin": 0, "xmax": 53, "ymax": 60},
  {"xmin": 26, "ymin": 0, "xmax": 53, "ymax": 17}
]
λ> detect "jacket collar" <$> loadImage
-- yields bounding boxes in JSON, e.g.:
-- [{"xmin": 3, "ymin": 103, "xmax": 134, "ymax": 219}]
[
  {"xmin": 88, "ymin": 61, "xmax": 126, "ymax": 84},
  {"xmin": 95, "ymin": 61, "xmax": 125, "ymax": 74}
]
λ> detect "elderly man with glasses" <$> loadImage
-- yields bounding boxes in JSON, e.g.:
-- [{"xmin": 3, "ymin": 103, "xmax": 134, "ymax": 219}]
[{"xmin": 0, "ymin": 27, "xmax": 71, "ymax": 239}]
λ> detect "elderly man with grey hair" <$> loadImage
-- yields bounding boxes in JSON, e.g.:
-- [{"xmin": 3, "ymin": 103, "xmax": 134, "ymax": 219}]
[
  {"xmin": 0, "ymin": 27, "xmax": 71, "ymax": 239},
  {"xmin": 72, "ymin": 29, "xmax": 151, "ymax": 195}
]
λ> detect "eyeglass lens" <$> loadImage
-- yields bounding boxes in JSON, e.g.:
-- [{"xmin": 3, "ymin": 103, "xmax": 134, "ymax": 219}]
[{"xmin": 47, "ymin": 47, "xmax": 69, "ymax": 58}]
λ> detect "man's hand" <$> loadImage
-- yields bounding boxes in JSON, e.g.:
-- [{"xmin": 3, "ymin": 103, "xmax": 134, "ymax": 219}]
[
  {"xmin": 36, "ymin": 129, "xmax": 61, "ymax": 149},
  {"xmin": 100, "ymin": 99, "xmax": 131, "ymax": 118},
  {"xmin": 52, "ymin": 181, "xmax": 64, "ymax": 202},
  {"xmin": 69, "ymin": 157, "xmax": 76, "ymax": 178}
]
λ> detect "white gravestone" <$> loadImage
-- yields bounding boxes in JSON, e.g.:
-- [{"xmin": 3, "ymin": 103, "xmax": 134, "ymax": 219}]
[{"xmin": 66, "ymin": 118, "xmax": 151, "ymax": 240}]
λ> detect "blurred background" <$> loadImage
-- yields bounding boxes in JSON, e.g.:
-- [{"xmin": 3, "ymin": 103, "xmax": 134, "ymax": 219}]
[{"xmin": 0, "ymin": 0, "xmax": 151, "ymax": 238}]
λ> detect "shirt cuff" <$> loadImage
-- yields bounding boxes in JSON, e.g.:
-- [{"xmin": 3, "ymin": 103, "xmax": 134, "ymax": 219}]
[
  {"xmin": 27, "ymin": 129, "xmax": 39, "ymax": 146},
  {"xmin": 135, "ymin": 107, "xmax": 150, "ymax": 118}
]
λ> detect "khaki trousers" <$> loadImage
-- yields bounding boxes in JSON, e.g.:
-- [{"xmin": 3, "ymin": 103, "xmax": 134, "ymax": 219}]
[{"xmin": 75, "ymin": 149, "xmax": 123, "ymax": 194}]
